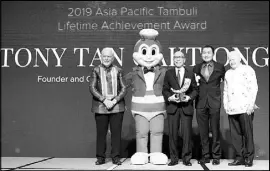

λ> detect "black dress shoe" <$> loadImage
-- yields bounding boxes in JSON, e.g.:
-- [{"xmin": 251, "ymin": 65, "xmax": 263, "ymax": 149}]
[
  {"xmin": 183, "ymin": 160, "xmax": 192, "ymax": 166},
  {"xmin": 198, "ymin": 157, "xmax": 210, "ymax": 164},
  {"xmin": 212, "ymin": 159, "xmax": 220, "ymax": 165},
  {"xmin": 168, "ymin": 160, "xmax": 178, "ymax": 166},
  {"xmin": 112, "ymin": 157, "xmax": 122, "ymax": 165},
  {"xmin": 95, "ymin": 158, "xmax": 105, "ymax": 165},
  {"xmin": 245, "ymin": 160, "xmax": 253, "ymax": 167},
  {"xmin": 228, "ymin": 160, "xmax": 244, "ymax": 166}
]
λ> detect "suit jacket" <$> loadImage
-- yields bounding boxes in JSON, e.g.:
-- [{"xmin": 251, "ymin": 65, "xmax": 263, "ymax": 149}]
[
  {"xmin": 162, "ymin": 67, "xmax": 198, "ymax": 115},
  {"xmin": 89, "ymin": 64, "xmax": 127, "ymax": 114},
  {"xmin": 125, "ymin": 65, "xmax": 167, "ymax": 97},
  {"xmin": 193, "ymin": 61, "xmax": 226, "ymax": 109}
]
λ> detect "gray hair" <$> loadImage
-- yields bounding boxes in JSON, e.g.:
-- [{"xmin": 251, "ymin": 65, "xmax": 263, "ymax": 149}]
[
  {"xmin": 228, "ymin": 50, "xmax": 241, "ymax": 60},
  {"xmin": 101, "ymin": 47, "xmax": 114, "ymax": 57}
]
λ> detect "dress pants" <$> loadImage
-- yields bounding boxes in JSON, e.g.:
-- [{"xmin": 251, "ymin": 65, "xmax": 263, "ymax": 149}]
[
  {"xmin": 228, "ymin": 113, "xmax": 254, "ymax": 162},
  {"xmin": 196, "ymin": 101, "xmax": 221, "ymax": 159},
  {"xmin": 95, "ymin": 112, "xmax": 124, "ymax": 159},
  {"xmin": 168, "ymin": 108, "xmax": 193, "ymax": 162}
]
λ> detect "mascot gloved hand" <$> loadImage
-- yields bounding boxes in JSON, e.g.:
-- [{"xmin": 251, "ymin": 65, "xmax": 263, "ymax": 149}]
[{"xmin": 127, "ymin": 29, "xmax": 168, "ymax": 165}]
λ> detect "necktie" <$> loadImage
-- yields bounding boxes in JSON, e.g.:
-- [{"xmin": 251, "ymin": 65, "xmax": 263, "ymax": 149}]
[
  {"xmin": 143, "ymin": 67, "xmax": 155, "ymax": 74},
  {"xmin": 204, "ymin": 64, "xmax": 210, "ymax": 82},
  {"xmin": 177, "ymin": 69, "xmax": 182, "ymax": 87}
]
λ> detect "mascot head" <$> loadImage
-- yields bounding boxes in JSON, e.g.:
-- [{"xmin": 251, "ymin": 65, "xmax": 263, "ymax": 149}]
[{"xmin": 133, "ymin": 29, "xmax": 163, "ymax": 68}]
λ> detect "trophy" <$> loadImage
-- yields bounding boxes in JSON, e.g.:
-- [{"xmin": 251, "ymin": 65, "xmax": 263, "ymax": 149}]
[
  {"xmin": 174, "ymin": 93, "xmax": 186, "ymax": 101},
  {"xmin": 172, "ymin": 78, "xmax": 191, "ymax": 102}
]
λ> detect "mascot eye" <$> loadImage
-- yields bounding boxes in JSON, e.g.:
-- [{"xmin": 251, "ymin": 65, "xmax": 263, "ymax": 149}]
[
  {"xmin": 152, "ymin": 49, "xmax": 156, "ymax": 55},
  {"xmin": 142, "ymin": 49, "xmax": 147, "ymax": 55}
]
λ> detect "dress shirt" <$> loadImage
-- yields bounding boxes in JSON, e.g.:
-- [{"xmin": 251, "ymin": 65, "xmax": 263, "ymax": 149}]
[
  {"xmin": 223, "ymin": 64, "xmax": 258, "ymax": 115},
  {"xmin": 142, "ymin": 66, "xmax": 155, "ymax": 90}
]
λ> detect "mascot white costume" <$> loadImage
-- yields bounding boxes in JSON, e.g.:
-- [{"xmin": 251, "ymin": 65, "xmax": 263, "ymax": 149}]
[{"xmin": 126, "ymin": 29, "xmax": 168, "ymax": 165}]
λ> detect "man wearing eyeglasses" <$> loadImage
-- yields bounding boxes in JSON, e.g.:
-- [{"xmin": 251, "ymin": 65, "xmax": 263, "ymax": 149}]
[{"xmin": 162, "ymin": 51, "xmax": 198, "ymax": 166}]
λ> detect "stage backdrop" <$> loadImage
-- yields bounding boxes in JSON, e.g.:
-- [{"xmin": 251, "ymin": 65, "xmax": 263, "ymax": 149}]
[{"xmin": 1, "ymin": 1, "xmax": 269, "ymax": 159}]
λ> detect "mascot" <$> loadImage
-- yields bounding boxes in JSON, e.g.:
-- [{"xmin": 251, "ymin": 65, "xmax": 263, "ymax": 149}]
[{"xmin": 125, "ymin": 29, "xmax": 168, "ymax": 165}]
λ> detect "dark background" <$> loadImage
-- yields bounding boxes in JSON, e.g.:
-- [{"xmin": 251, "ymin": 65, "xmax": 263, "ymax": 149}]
[{"xmin": 1, "ymin": 1, "xmax": 269, "ymax": 159}]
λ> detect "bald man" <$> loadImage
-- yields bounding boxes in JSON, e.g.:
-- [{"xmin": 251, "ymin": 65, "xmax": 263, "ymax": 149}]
[
  {"xmin": 89, "ymin": 47, "xmax": 127, "ymax": 165},
  {"xmin": 224, "ymin": 50, "xmax": 258, "ymax": 167},
  {"xmin": 162, "ymin": 51, "xmax": 198, "ymax": 166}
]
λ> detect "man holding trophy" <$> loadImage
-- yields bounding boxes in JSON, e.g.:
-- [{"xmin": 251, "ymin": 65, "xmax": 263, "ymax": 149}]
[{"xmin": 162, "ymin": 51, "xmax": 198, "ymax": 166}]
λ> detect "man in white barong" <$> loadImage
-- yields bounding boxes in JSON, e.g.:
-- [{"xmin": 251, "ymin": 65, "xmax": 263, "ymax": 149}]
[{"xmin": 224, "ymin": 50, "xmax": 258, "ymax": 167}]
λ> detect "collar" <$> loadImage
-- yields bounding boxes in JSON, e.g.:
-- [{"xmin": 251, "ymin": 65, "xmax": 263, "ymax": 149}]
[
  {"xmin": 203, "ymin": 60, "xmax": 214, "ymax": 67},
  {"xmin": 101, "ymin": 64, "xmax": 113, "ymax": 71},
  {"xmin": 138, "ymin": 64, "xmax": 160, "ymax": 70},
  {"xmin": 175, "ymin": 66, "xmax": 185, "ymax": 71}
]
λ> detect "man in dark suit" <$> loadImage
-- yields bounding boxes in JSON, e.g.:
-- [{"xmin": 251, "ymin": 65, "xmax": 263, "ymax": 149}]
[
  {"xmin": 193, "ymin": 45, "xmax": 226, "ymax": 165},
  {"xmin": 162, "ymin": 51, "xmax": 198, "ymax": 166},
  {"xmin": 89, "ymin": 47, "xmax": 127, "ymax": 165}
]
